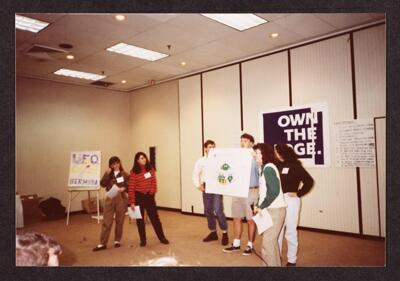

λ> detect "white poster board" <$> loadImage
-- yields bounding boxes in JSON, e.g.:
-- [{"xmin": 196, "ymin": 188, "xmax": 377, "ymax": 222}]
[
  {"xmin": 204, "ymin": 148, "xmax": 253, "ymax": 198},
  {"xmin": 68, "ymin": 151, "xmax": 101, "ymax": 187},
  {"xmin": 334, "ymin": 119, "xmax": 375, "ymax": 167}
]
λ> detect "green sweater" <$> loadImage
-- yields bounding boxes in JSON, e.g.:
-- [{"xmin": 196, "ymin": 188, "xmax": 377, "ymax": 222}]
[{"xmin": 257, "ymin": 166, "xmax": 281, "ymax": 209}]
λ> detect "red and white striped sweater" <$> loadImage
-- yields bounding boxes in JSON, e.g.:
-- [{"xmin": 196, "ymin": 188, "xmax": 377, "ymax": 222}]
[{"xmin": 128, "ymin": 166, "xmax": 157, "ymax": 205}]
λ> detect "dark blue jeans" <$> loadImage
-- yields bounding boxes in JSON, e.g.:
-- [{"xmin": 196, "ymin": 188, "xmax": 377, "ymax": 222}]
[{"xmin": 202, "ymin": 192, "xmax": 228, "ymax": 231}]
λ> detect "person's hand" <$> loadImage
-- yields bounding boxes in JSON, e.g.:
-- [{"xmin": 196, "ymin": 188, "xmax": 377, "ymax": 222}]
[
  {"xmin": 106, "ymin": 168, "xmax": 112, "ymax": 175},
  {"xmin": 198, "ymin": 184, "xmax": 205, "ymax": 192},
  {"xmin": 253, "ymin": 206, "xmax": 260, "ymax": 214},
  {"xmin": 118, "ymin": 187, "xmax": 125, "ymax": 193},
  {"xmin": 130, "ymin": 203, "xmax": 135, "ymax": 208}
]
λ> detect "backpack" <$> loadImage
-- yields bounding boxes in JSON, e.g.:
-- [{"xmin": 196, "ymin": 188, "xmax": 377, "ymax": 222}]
[{"xmin": 39, "ymin": 197, "xmax": 66, "ymax": 220}]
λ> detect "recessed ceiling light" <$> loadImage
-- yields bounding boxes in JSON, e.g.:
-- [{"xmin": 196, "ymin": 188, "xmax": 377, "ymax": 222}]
[
  {"xmin": 121, "ymin": 80, "xmax": 127, "ymax": 84},
  {"xmin": 54, "ymin": 69, "xmax": 106, "ymax": 81},
  {"xmin": 15, "ymin": 15, "xmax": 50, "ymax": 33},
  {"xmin": 66, "ymin": 54, "xmax": 75, "ymax": 60},
  {"xmin": 180, "ymin": 61, "xmax": 187, "ymax": 66},
  {"xmin": 201, "ymin": 13, "xmax": 267, "ymax": 31},
  {"xmin": 107, "ymin": 43, "xmax": 169, "ymax": 61},
  {"xmin": 270, "ymin": 33, "xmax": 279, "ymax": 38},
  {"xmin": 115, "ymin": 15, "xmax": 126, "ymax": 21}
]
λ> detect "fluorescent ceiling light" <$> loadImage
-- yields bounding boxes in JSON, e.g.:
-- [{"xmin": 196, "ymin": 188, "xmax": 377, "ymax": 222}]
[
  {"xmin": 201, "ymin": 13, "xmax": 267, "ymax": 31},
  {"xmin": 106, "ymin": 43, "xmax": 169, "ymax": 61},
  {"xmin": 15, "ymin": 15, "xmax": 50, "ymax": 33},
  {"xmin": 54, "ymin": 69, "xmax": 106, "ymax": 81}
]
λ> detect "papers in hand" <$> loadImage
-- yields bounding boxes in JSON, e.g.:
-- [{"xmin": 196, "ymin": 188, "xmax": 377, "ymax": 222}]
[
  {"xmin": 128, "ymin": 206, "xmax": 142, "ymax": 219},
  {"xmin": 252, "ymin": 208, "xmax": 274, "ymax": 235},
  {"xmin": 105, "ymin": 184, "xmax": 119, "ymax": 199}
]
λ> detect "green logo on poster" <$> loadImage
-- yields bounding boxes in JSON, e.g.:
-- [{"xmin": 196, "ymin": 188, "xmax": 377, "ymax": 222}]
[{"xmin": 217, "ymin": 163, "xmax": 234, "ymax": 185}]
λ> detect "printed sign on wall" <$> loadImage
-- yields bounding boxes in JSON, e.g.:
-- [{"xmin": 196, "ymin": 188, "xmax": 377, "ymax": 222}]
[
  {"xmin": 204, "ymin": 148, "xmax": 253, "ymax": 198},
  {"xmin": 334, "ymin": 119, "xmax": 375, "ymax": 167},
  {"xmin": 261, "ymin": 102, "xmax": 330, "ymax": 167},
  {"xmin": 68, "ymin": 151, "xmax": 101, "ymax": 187}
]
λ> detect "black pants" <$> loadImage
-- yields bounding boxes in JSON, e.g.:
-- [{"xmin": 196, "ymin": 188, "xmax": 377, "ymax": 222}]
[{"xmin": 135, "ymin": 192, "xmax": 166, "ymax": 242}]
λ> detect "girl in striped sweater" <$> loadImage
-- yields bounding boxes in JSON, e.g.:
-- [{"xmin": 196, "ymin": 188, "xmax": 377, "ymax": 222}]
[{"xmin": 128, "ymin": 152, "xmax": 169, "ymax": 247}]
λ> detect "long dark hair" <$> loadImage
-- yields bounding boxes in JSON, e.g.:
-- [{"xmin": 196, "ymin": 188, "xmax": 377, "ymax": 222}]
[
  {"xmin": 131, "ymin": 152, "xmax": 152, "ymax": 174},
  {"xmin": 253, "ymin": 143, "xmax": 276, "ymax": 165},
  {"xmin": 275, "ymin": 144, "xmax": 300, "ymax": 164},
  {"xmin": 108, "ymin": 156, "xmax": 124, "ymax": 172}
]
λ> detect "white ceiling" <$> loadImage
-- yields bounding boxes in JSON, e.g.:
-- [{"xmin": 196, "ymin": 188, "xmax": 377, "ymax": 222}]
[{"xmin": 15, "ymin": 13, "xmax": 385, "ymax": 92}]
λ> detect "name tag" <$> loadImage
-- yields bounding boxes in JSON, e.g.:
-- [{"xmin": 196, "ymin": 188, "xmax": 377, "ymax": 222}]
[
  {"xmin": 144, "ymin": 172, "xmax": 151, "ymax": 179},
  {"xmin": 282, "ymin": 167, "xmax": 289, "ymax": 174},
  {"xmin": 116, "ymin": 176, "xmax": 124, "ymax": 183}
]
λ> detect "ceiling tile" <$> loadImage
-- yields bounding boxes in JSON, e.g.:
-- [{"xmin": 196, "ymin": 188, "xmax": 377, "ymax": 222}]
[
  {"xmin": 16, "ymin": 54, "xmax": 71, "ymax": 76},
  {"xmin": 69, "ymin": 50, "xmax": 147, "ymax": 77},
  {"xmin": 166, "ymin": 14, "xmax": 238, "ymax": 42},
  {"xmin": 368, "ymin": 13, "xmax": 386, "ymax": 21},
  {"xmin": 315, "ymin": 13, "xmax": 378, "ymax": 30},
  {"xmin": 255, "ymin": 13, "xmax": 291, "ymax": 21},
  {"xmin": 125, "ymin": 22, "xmax": 213, "ymax": 55},
  {"xmin": 274, "ymin": 14, "xmax": 337, "ymax": 39}
]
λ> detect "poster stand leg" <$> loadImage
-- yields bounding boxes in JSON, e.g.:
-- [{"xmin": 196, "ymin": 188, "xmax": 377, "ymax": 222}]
[
  {"xmin": 90, "ymin": 190, "xmax": 102, "ymax": 223},
  {"xmin": 97, "ymin": 190, "xmax": 100, "ymax": 224},
  {"xmin": 66, "ymin": 190, "xmax": 72, "ymax": 226},
  {"xmin": 66, "ymin": 188, "xmax": 102, "ymax": 225}
]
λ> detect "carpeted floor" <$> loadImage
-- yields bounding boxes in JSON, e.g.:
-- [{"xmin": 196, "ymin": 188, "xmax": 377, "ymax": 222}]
[{"xmin": 21, "ymin": 210, "xmax": 385, "ymax": 267}]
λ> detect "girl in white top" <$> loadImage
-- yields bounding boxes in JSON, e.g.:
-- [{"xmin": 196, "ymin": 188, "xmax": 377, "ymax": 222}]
[{"xmin": 253, "ymin": 143, "xmax": 287, "ymax": 266}]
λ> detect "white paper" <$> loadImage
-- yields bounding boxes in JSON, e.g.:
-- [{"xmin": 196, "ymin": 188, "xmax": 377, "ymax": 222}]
[
  {"xmin": 204, "ymin": 148, "xmax": 253, "ymax": 198},
  {"xmin": 105, "ymin": 184, "xmax": 119, "ymax": 199},
  {"xmin": 282, "ymin": 167, "xmax": 289, "ymax": 174},
  {"xmin": 334, "ymin": 119, "xmax": 375, "ymax": 167},
  {"xmin": 116, "ymin": 176, "xmax": 124, "ymax": 183},
  {"xmin": 252, "ymin": 208, "xmax": 274, "ymax": 235},
  {"xmin": 144, "ymin": 172, "xmax": 151, "ymax": 179},
  {"xmin": 128, "ymin": 206, "xmax": 142, "ymax": 219}
]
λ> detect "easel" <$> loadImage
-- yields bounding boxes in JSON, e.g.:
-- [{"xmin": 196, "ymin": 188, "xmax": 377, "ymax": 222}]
[{"xmin": 66, "ymin": 187, "xmax": 100, "ymax": 226}]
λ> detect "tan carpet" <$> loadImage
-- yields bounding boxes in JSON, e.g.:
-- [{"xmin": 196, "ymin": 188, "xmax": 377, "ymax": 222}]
[{"xmin": 21, "ymin": 210, "xmax": 385, "ymax": 267}]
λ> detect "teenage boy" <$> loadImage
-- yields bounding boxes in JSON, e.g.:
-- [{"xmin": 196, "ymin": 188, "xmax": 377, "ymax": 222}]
[
  {"xmin": 192, "ymin": 140, "xmax": 229, "ymax": 246},
  {"xmin": 223, "ymin": 133, "xmax": 259, "ymax": 255}
]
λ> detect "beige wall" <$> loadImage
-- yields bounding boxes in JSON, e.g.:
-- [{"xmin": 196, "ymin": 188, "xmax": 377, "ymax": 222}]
[
  {"xmin": 16, "ymin": 77, "xmax": 131, "ymax": 211},
  {"xmin": 128, "ymin": 81, "xmax": 181, "ymax": 209},
  {"xmin": 177, "ymin": 25, "xmax": 385, "ymax": 236}
]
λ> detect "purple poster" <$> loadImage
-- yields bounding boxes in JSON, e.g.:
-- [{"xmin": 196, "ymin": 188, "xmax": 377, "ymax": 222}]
[{"xmin": 261, "ymin": 103, "xmax": 330, "ymax": 167}]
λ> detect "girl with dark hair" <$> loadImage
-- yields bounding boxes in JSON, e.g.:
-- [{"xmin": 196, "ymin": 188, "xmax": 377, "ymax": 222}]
[
  {"xmin": 93, "ymin": 156, "xmax": 129, "ymax": 251},
  {"xmin": 275, "ymin": 144, "xmax": 314, "ymax": 266},
  {"xmin": 128, "ymin": 152, "xmax": 169, "ymax": 247},
  {"xmin": 253, "ymin": 143, "xmax": 287, "ymax": 266}
]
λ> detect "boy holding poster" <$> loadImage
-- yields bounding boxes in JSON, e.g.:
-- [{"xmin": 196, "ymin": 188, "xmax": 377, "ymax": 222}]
[
  {"xmin": 223, "ymin": 133, "xmax": 259, "ymax": 256},
  {"xmin": 192, "ymin": 140, "xmax": 229, "ymax": 245}
]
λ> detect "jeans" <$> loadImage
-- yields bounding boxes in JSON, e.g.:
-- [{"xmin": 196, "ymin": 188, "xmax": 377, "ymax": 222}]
[
  {"xmin": 202, "ymin": 192, "xmax": 227, "ymax": 231},
  {"xmin": 135, "ymin": 192, "xmax": 166, "ymax": 242}
]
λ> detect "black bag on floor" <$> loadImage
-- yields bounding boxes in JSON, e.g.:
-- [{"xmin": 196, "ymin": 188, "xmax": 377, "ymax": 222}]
[{"xmin": 39, "ymin": 197, "xmax": 66, "ymax": 220}]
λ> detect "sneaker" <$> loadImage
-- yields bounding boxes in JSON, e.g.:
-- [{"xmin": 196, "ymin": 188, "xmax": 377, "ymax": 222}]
[
  {"xmin": 92, "ymin": 244, "xmax": 107, "ymax": 252},
  {"xmin": 221, "ymin": 232, "xmax": 229, "ymax": 246},
  {"xmin": 114, "ymin": 241, "xmax": 121, "ymax": 248},
  {"xmin": 203, "ymin": 232, "xmax": 218, "ymax": 242},
  {"xmin": 286, "ymin": 262, "xmax": 296, "ymax": 266},
  {"xmin": 140, "ymin": 241, "xmax": 146, "ymax": 247},
  {"xmin": 160, "ymin": 238, "xmax": 170, "ymax": 245},
  {"xmin": 222, "ymin": 245, "xmax": 240, "ymax": 253},
  {"xmin": 242, "ymin": 246, "xmax": 253, "ymax": 256}
]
